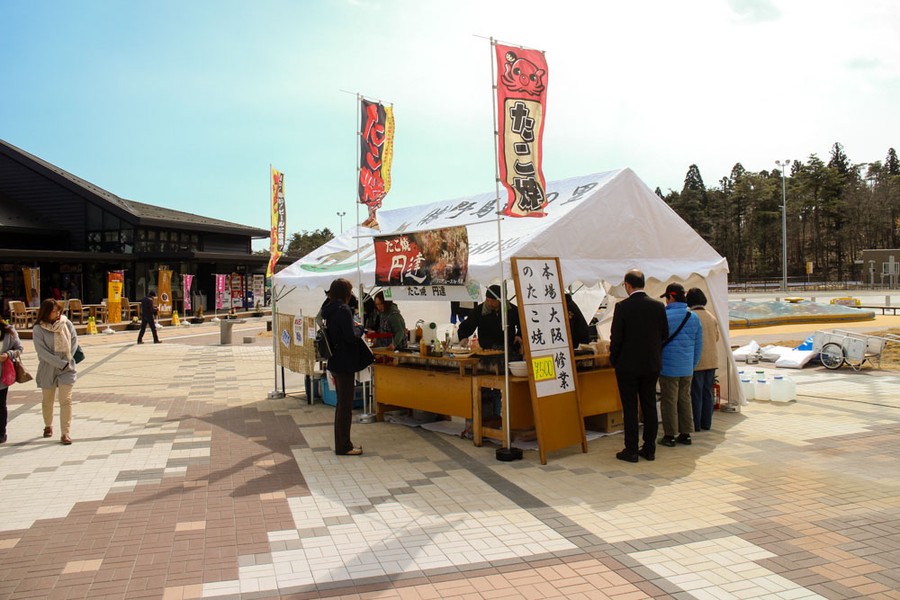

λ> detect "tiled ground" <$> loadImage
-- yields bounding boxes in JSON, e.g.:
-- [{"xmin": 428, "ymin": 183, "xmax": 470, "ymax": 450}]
[{"xmin": 1, "ymin": 320, "xmax": 900, "ymax": 599}]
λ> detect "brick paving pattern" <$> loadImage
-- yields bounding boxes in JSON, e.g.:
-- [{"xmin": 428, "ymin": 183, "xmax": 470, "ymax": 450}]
[{"xmin": 1, "ymin": 319, "xmax": 899, "ymax": 599}]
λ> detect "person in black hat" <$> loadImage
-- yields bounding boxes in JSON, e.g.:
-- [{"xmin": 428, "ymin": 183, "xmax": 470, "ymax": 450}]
[
  {"xmin": 457, "ymin": 284, "xmax": 521, "ymax": 352},
  {"xmin": 658, "ymin": 281, "xmax": 703, "ymax": 448},
  {"xmin": 137, "ymin": 291, "xmax": 160, "ymax": 344}
]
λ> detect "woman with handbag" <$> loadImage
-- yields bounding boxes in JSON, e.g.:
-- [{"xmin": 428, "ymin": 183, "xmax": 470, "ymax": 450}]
[
  {"xmin": 32, "ymin": 299, "xmax": 79, "ymax": 445},
  {"xmin": 320, "ymin": 278, "xmax": 364, "ymax": 456},
  {"xmin": 0, "ymin": 316, "xmax": 25, "ymax": 444}
]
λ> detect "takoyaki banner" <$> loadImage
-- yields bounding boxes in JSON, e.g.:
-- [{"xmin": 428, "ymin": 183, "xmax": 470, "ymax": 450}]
[
  {"xmin": 374, "ymin": 226, "xmax": 479, "ymax": 302},
  {"xmin": 495, "ymin": 42, "xmax": 549, "ymax": 218}
]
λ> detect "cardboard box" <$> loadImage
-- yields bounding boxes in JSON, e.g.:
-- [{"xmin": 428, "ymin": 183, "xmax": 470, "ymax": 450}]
[{"xmin": 586, "ymin": 410, "xmax": 624, "ymax": 432}]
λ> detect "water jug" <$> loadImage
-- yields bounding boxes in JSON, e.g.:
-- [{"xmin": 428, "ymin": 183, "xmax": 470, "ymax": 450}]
[
  {"xmin": 754, "ymin": 378, "xmax": 770, "ymax": 401},
  {"xmin": 770, "ymin": 375, "xmax": 796, "ymax": 402},
  {"xmin": 740, "ymin": 378, "xmax": 755, "ymax": 401}
]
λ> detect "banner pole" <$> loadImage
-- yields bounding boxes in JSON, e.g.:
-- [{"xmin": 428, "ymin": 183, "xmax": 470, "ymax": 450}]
[{"xmin": 490, "ymin": 37, "xmax": 521, "ymax": 462}]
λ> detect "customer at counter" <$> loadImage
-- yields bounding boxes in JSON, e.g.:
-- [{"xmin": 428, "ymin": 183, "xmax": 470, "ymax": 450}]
[
  {"xmin": 565, "ymin": 293, "xmax": 592, "ymax": 347},
  {"xmin": 367, "ymin": 291, "xmax": 407, "ymax": 351},
  {"xmin": 457, "ymin": 285, "xmax": 522, "ymax": 352}
]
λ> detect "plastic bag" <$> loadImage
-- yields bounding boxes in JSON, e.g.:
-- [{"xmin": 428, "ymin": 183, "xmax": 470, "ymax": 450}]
[{"xmin": 1, "ymin": 358, "xmax": 15, "ymax": 386}]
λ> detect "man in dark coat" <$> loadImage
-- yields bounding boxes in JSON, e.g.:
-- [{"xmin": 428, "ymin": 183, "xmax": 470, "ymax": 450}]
[
  {"xmin": 457, "ymin": 285, "xmax": 521, "ymax": 352},
  {"xmin": 137, "ymin": 291, "xmax": 160, "ymax": 344},
  {"xmin": 609, "ymin": 270, "xmax": 668, "ymax": 463}
]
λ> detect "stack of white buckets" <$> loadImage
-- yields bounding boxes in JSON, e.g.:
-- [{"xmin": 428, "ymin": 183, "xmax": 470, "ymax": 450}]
[{"xmin": 738, "ymin": 370, "xmax": 796, "ymax": 402}]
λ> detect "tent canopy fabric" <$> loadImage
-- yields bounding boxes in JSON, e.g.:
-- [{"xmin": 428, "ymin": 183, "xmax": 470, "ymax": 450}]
[
  {"xmin": 275, "ymin": 168, "xmax": 726, "ymax": 292},
  {"xmin": 274, "ymin": 168, "xmax": 743, "ymax": 403}
]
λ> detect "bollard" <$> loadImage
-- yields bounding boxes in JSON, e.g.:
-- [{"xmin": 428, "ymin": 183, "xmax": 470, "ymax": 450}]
[{"xmin": 219, "ymin": 318, "xmax": 246, "ymax": 344}]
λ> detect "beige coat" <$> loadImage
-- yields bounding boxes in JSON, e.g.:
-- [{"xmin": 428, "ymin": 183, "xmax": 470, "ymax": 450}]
[{"xmin": 690, "ymin": 306, "xmax": 720, "ymax": 371}]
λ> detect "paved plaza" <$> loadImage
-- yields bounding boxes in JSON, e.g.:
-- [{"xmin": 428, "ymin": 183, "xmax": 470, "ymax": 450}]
[{"xmin": 1, "ymin": 319, "xmax": 900, "ymax": 599}]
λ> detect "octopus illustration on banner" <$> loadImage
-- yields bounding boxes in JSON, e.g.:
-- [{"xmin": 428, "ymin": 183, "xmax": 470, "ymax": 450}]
[
  {"xmin": 495, "ymin": 42, "xmax": 549, "ymax": 218},
  {"xmin": 358, "ymin": 99, "xmax": 395, "ymax": 229}
]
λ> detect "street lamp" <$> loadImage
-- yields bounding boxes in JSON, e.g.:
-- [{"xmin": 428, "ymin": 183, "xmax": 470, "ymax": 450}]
[
  {"xmin": 775, "ymin": 159, "xmax": 790, "ymax": 292},
  {"xmin": 336, "ymin": 211, "xmax": 346, "ymax": 232}
]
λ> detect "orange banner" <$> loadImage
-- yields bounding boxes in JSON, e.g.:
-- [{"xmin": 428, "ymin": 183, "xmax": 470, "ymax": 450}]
[
  {"xmin": 107, "ymin": 271, "xmax": 124, "ymax": 323},
  {"xmin": 158, "ymin": 269, "xmax": 173, "ymax": 317}
]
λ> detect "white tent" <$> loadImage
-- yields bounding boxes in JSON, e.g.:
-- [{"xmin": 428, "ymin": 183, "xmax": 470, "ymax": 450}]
[{"xmin": 274, "ymin": 168, "xmax": 743, "ymax": 404}]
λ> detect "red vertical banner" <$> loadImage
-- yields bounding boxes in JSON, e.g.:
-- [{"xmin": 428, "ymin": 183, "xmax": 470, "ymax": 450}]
[
  {"xmin": 495, "ymin": 42, "xmax": 549, "ymax": 218},
  {"xmin": 268, "ymin": 167, "xmax": 285, "ymax": 277},
  {"xmin": 215, "ymin": 274, "xmax": 226, "ymax": 310},
  {"xmin": 358, "ymin": 99, "xmax": 394, "ymax": 228}
]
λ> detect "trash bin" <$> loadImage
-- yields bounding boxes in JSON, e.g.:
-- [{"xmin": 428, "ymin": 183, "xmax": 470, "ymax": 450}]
[{"xmin": 219, "ymin": 318, "xmax": 246, "ymax": 344}]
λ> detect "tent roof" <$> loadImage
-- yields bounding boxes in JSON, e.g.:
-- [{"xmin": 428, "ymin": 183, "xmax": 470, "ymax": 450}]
[{"xmin": 274, "ymin": 168, "xmax": 728, "ymax": 290}]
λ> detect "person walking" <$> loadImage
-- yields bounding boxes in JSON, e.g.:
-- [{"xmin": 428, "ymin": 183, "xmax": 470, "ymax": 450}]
[
  {"xmin": 687, "ymin": 287, "xmax": 720, "ymax": 431},
  {"xmin": 1, "ymin": 317, "xmax": 25, "ymax": 444},
  {"xmin": 658, "ymin": 283, "xmax": 703, "ymax": 448},
  {"xmin": 137, "ymin": 291, "xmax": 160, "ymax": 344},
  {"xmin": 32, "ymin": 299, "xmax": 79, "ymax": 445},
  {"xmin": 609, "ymin": 270, "xmax": 669, "ymax": 463},
  {"xmin": 320, "ymin": 278, "xmax": 364, "ymax": 456}
]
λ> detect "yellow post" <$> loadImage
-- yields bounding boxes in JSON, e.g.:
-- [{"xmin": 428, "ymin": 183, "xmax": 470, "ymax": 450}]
[
  {"xmin": 171, "ymin": 312, "xmax": 181, "ymax": 326},
  {"xmin": 87, "ymin": 316, "xmax": 98, "ymax": 335}
]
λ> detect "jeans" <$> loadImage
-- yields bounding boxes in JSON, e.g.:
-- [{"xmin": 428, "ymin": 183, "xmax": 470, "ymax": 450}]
[{"xmin": 691, "ymin": 369, "xmax": 716, "ymax": 431}]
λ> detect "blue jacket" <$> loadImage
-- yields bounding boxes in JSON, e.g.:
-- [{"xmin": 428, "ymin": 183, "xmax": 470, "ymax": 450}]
[{"xmin": 660, "ymin": 302, "xmax": 703, "ymax": 377}]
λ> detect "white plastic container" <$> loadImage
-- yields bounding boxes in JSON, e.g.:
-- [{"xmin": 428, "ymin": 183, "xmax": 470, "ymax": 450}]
[
  {"xmin": 770, "ymin": 375, "xmax": 796, "ymax": 402},
  {"xmin": 754, "ymin": 378, "xmax": 770, "ymax": 401},
  {"xmin": 740, "ymin": 378, "xmax": 755, "ymax": 401}
]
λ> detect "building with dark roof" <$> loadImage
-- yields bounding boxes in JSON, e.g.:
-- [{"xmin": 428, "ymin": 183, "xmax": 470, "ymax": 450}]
[{"xmin": 1, "ymin": 139, "xmax": 273, "ymax": 315}]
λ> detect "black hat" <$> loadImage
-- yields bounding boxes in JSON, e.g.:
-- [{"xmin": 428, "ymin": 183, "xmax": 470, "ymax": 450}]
[
  {"xmin": 486, "ymin": 285, "xmax": 502, "ymax": 300},
  {"xmin": 660, "ymin": 282, "xmax": 685, "ymax": 300}
]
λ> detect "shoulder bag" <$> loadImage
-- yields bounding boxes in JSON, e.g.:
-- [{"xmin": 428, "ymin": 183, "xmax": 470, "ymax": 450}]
[
  {"xmin": 14, "ymin": 357, "xmax": 33, "ymax": 383},
  {"xmin": 662, "ymin": 313, "xmax": 691, "ymax": 348}
]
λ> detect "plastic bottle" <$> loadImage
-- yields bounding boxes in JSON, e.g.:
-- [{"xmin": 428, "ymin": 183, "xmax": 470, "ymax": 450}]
[
  {"xmin": 740, "ymin": 378, "xmax": 755, "ymax": 401},
  {"xmin": 415, "ymin": 323, "xmax": 423, "ymax": 342}
]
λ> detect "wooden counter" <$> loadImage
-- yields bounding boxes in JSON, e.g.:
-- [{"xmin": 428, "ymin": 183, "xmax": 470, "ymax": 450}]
[
  {"xmin": 372, "ymin": 349, "xmax": 621, "ymax": 449},
  {"xmin": 474, "ymin": 367, "xmax": 620, "ymax": 446}
]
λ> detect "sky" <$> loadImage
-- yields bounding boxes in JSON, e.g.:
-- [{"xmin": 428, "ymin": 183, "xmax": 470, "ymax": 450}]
[{"xmin": 3, "ymin": 0, "xmax": 900, "ymax": 251}]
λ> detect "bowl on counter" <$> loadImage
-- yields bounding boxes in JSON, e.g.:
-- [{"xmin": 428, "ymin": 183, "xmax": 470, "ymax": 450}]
[{"xmin": 508, "ymin": 361, "xmax": 528, "ymax": 377}]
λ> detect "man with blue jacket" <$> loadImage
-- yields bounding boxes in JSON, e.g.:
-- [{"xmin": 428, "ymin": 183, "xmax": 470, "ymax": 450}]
[{"xmin": 658, "ymin": 283, "xmax": 703, "ymax": 447}]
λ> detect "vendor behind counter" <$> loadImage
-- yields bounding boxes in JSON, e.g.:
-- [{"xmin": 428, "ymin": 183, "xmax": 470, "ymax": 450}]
[{"xmin": 457, "ymin": 285, "xmax": 522, "ymax": 356}]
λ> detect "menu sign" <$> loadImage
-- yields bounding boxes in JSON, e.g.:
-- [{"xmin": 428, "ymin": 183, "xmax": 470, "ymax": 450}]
[{"xmin": 514, "ymin": 258, "xmax": 575, "ymax": 398}]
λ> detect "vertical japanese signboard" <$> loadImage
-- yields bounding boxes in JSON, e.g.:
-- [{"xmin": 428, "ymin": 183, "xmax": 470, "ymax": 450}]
[
  {"xmin": 495, "ymin": 42, "xmax": 549, "ymax": 218},
  {"xmin": 512, "ymin": 257, "xmax": 586, "ymax": 464}
]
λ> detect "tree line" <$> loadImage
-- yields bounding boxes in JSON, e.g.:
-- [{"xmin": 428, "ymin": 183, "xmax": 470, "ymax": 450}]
[{"xmin": 660, "ymin": 143, "xmax": 900, "ymax": 284}]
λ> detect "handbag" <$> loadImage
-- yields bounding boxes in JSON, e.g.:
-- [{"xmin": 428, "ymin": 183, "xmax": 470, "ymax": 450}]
[
  {"xmin": 73, "ymin": 345, "xmax": 85, "ymax": 364},
  {"xmin": 355, "ymin": 336, "xmax": 375, "ymax": 371},
  {"xmin": 1, "ymin": 358, "xmax": 14, "ymax": 386},
  {"xmin": 14, "ymin": 358, "xmax": 33, "ymax": 383}
]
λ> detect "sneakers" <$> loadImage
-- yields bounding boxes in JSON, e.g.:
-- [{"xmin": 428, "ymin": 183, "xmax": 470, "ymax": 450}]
[
  {"xmin": 43, "ymin": 426, "xmax": 53, "ymax": 438},
  {"xmin": 659, "ymin": 436, "xmax": 676, "ymax": 447},
  {"xmin": 676, "ymin": 433, "xmax": 692, "ymax": 445},
  {"xmin": 615, "ymin": 450, "xmax": 639, "ymax": 463}
]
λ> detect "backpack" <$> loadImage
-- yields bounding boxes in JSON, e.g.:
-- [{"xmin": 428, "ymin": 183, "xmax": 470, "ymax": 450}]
[{"xmin": 314, "ymin": 314, "xmax": 332, "ymax": 360}]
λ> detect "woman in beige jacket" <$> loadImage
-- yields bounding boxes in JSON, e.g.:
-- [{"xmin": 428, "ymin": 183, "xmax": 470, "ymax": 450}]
[{"xmin": 687, "ymin": 288, "xmax": 720, "ymax": 431}]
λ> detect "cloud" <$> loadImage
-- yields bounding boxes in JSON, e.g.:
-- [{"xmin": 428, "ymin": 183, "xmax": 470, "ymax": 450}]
[{"xmin": 728, "ymin": 0, "xmax": 781, "ymax": 23}]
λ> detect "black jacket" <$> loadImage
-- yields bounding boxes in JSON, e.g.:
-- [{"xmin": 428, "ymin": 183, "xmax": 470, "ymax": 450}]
[
  {"xmin": 457, "ymin": 301, "xmax": 520, "ymax": 350},
  {"xmin": 609, "ymin": 291, "xmax": 668, "ymax": 373},
  {"xmin": 140, "ymin": 295, "xmax": 158, "ymax": 321},
  {"xmin": 321, "ymin": 298, "xmax": 359, "ymax": 373}
]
